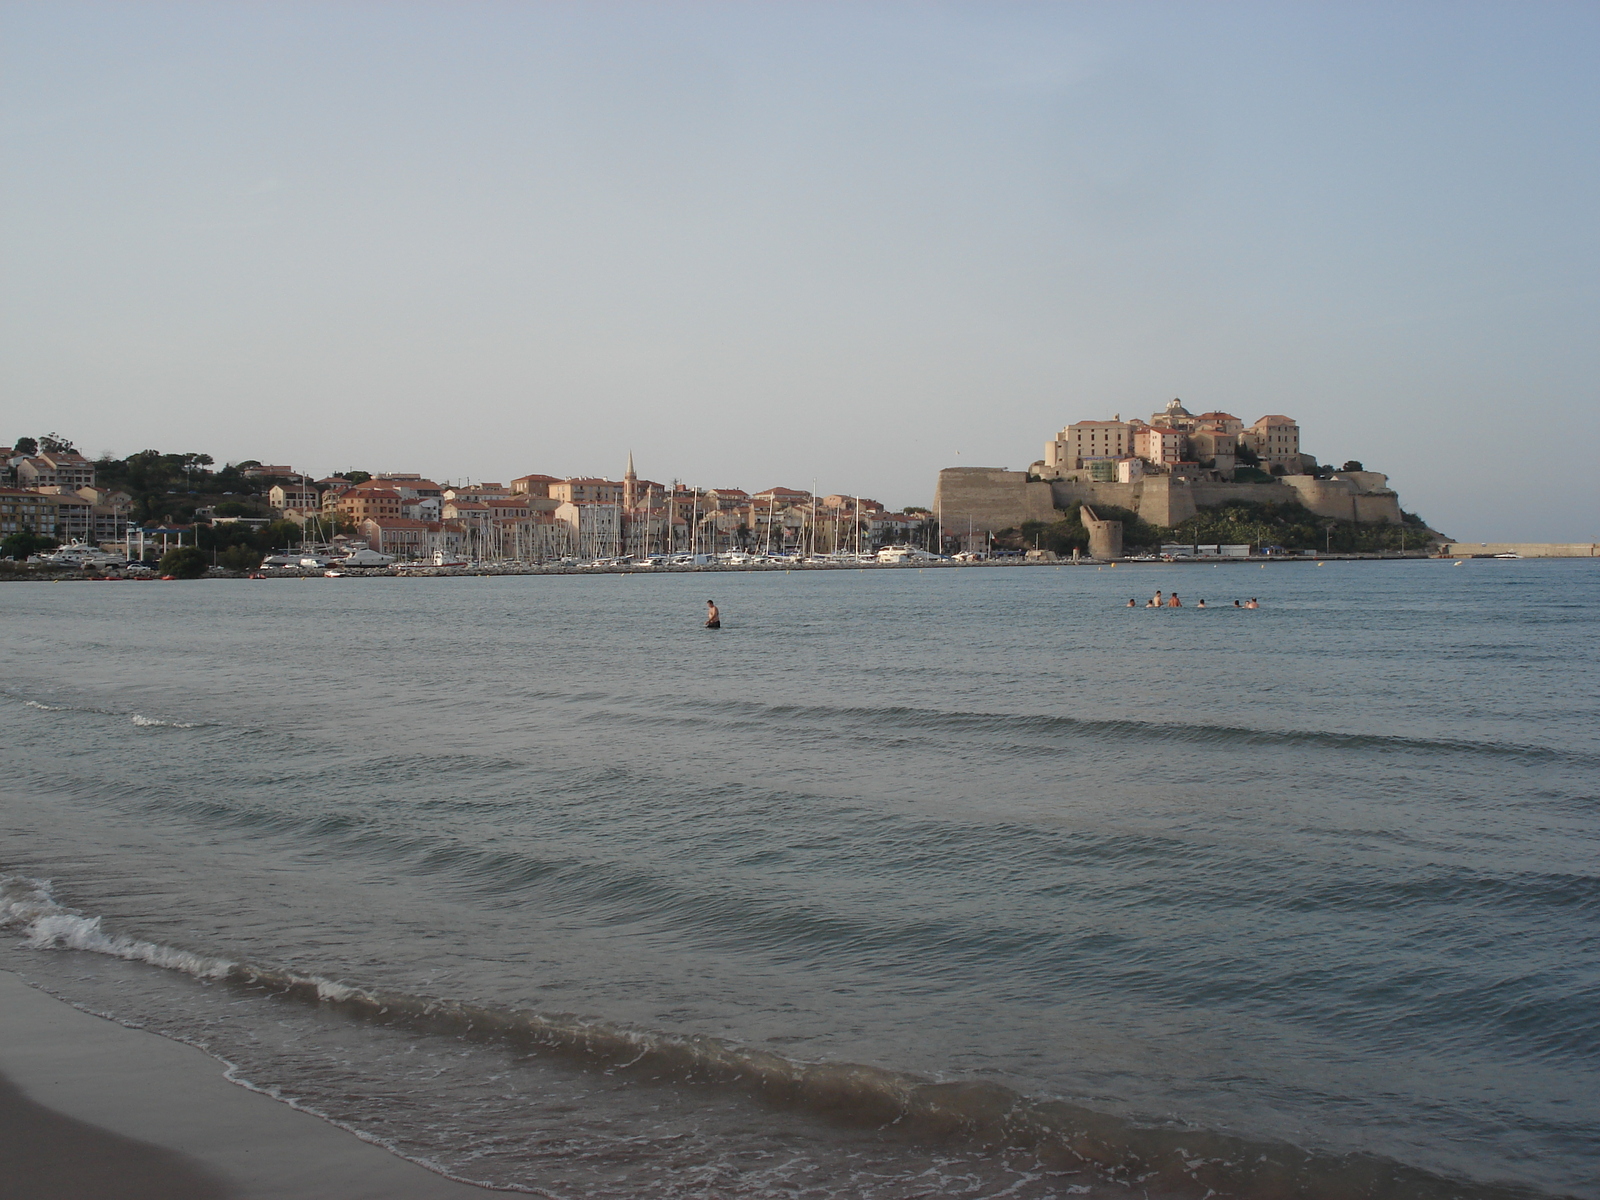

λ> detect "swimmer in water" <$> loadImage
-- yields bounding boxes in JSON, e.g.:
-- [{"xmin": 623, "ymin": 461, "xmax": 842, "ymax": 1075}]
[
  {"xmin": 1245, "ymin": 598, "xmax": 1258, "ymax": 609},
  {"xmin": 1127, "ymin": 598, "xmax": 1137, "ymax": 607},
  {"xmin": 1233, "ymin": 600, "xmax": 1242, "ymax": 607},
  {"xmin": 1196, "ymin": 598, "xmax": 1207, "ymax": 608},
  {"xmin": 1167, "ymin": 593, "xmax": 1182, "ymax": 607},
  {"xmin": 1147, "ymin": 590, "xmax": 1162, "ymax": 608},
  {"xmin": 704, "ymin": 599, "xmax": 721, "ymax": 628}
]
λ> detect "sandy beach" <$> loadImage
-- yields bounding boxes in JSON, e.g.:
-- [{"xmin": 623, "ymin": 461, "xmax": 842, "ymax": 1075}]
[{"xmin": 0, "ymin": 970, "xmax": 507, "ymax": 1200}]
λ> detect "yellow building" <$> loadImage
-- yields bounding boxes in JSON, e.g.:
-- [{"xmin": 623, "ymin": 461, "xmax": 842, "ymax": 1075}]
[
  {"xmin": 1243, "ymin": 415, "xmax": 1301, "ymax": 471},
  {"xmin": 1045, "ymin": 419, "xmax": 1137, "ymax": 471}
]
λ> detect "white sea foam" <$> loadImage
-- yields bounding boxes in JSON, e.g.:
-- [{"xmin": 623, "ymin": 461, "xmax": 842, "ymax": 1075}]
[
  {"xmin": 19, "ymin": 697, "xmax": 199, "ymax": 728},
  {"xmin": 130, "ymin": 713, "xmax": 199, "ymax": 729},
  {"xmin": 0, "ymin": 875, "xmax": 378, "ymax": 1007},
  {"xmin": 0, "ymin": 875, "xmax": 232, "ymax": 979}
]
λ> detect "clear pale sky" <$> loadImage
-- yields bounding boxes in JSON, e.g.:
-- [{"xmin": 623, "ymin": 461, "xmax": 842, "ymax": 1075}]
[{"xmin": 3, "ymin": 1, "xmax": 1596, "ymax": 539}]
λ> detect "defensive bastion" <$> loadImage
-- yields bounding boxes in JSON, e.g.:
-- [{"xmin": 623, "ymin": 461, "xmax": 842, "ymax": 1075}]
[{"xmin": 932, "ymin": 468, "xmax": 1406, "ymax": 535}]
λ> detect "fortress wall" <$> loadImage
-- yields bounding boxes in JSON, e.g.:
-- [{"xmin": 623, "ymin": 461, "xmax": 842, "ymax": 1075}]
[
  {"xmin": 934, "ymin": 469, "xmax": 1057, "ymax": 533},
  {"xmin": 1079, "ymin": 507, "xmax": 1124, "ymax": 560},
  {"xmin": 1046, "ymin": 479, "xmax": 1143, "ymax": 515},
  {"xmin": 1353, "ymin": 493, "xmax": 1404, "ymax": 523},
  {"xmin": 1279, "ymin": 476, "xmax": 1402, "ymax": 524},
  {"xmin": 945, "ymin": 469, "xmax": 1408, "ymax": 534}
]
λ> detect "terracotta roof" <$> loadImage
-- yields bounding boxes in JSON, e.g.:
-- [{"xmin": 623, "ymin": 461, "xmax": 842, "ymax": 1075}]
[{"xmin": 1253, "ymin": 415, "xmax": 1297, "ymax": 426}]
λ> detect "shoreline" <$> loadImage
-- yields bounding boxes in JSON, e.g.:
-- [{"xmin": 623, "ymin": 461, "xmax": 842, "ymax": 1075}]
[
  {"xmin": 0, "ymin": 969, "xmax": 510, "ymax": 1199},
  {"xmin": 5, "ymin": 549, "xmax": 1593, "ymax": 583}
]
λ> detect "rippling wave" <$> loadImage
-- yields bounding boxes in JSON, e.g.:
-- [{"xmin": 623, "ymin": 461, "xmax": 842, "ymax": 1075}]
[{"xmin": 0, "ymin": 874, "xmax": 1562, "ymax": 1200}]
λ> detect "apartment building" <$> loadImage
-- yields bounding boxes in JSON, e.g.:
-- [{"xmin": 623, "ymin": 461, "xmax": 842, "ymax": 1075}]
[
  {"xmin": 14, "ymin": 452, "xmax": 96, "ymax": 490},
  {"xmin": 0, "ymin": 488, "xmax": 58, "ymax": 539}
]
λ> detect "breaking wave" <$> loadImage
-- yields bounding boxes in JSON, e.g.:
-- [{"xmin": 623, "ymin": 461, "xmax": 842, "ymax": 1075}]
[{"xmin": 0, "ymin": 875, "xmax": 1554, "ymax": 1200}]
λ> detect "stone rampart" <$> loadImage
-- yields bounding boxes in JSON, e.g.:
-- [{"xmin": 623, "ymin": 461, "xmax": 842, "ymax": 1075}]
[
  {"xmin": 934, "ymin": 469, "xmax": 1057, "ymax": 532},
  {"xmin": 940, "ymin": 467, "xmax": 1408, "ymax": 535},
  {"xmin": 1080, "ymin": 506, "xmax": 1123, "ymax": 560},
  {"xmin": 1278, "ymin": 475, "xmax": 1403, "ymax": 524}
]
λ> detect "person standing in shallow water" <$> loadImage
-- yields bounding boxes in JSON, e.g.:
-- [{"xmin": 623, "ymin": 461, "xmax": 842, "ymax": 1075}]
[
  {"xmin": 1167, "ymin": 593, "xmax": 1182, "ymax": 607},
  {"xmin": 704, "ymin": 599, "xmax": 721, "ymax": 629}
]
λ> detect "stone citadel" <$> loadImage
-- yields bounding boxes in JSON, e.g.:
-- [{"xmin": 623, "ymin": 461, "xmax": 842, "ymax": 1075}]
[{"xmin": 934, "ymin": 399, "xmax": 1408, "ymax": 544}]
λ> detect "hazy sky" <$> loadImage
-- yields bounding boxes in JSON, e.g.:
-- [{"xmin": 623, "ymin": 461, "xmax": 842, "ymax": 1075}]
[{"xmin": 3, "ymin": 1, "xmax": 1596, "ymax": 538}]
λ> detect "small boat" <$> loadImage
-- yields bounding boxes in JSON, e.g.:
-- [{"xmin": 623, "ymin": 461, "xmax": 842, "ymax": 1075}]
[{"xmin": 1492, "ymin": 552, "xmax": 1521, "ymax": 559}]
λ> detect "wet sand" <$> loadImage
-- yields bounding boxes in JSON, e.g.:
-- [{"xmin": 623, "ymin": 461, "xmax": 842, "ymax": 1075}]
[{"xmin": 0, "ymin": 970, "xmax": 508, "ymax": 1199}]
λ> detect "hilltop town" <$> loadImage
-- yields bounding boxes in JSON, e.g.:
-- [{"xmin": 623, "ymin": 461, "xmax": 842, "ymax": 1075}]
[{"xmin": 938, "ymin": 399, "xmax": 1441, "ymax": 557}]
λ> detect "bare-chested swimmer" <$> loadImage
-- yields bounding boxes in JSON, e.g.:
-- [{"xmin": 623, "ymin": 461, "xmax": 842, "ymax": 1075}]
[
  {"xmin": 705, "ymin": 599, "xmax": 721, "ymax": 628},
  {"xmin": 1166, "ymin": 593, "xmax": 1182, "ymax": 607},
  {"xmin": 1147, "ymin": 590, "xmax": 1162, "ymax": 608},
  {"xmin": 1245, "ymin": 598, "xmax": 1258, "ymax": 609}
]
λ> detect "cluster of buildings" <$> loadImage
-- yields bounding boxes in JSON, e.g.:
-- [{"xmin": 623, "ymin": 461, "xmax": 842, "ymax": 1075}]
[
  {"xmin": 1038, "ymin": 399, "xmax": 1304, "ymax": 482},
  {"xmin": 296, "ymin": 457, "xmax": 931, "ymax": 560},
  {"xmin": 2, "ymin": 436, "xmax": 935, "ymax": 561},
  {"xmin": 0, "ymin": 449, "xmax": 133, "ymax": 544}
]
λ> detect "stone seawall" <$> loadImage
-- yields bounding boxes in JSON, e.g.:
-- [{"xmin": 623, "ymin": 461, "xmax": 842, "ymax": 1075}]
[{"xmin": 1439, "ymin": 543, "xmax": 1598, "ymax": 558}]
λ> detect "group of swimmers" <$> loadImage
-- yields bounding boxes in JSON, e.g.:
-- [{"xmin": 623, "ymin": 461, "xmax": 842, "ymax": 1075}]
[{"xmin": 1129, "ymin": 591, "xmax": 1258, "ymax": 609}]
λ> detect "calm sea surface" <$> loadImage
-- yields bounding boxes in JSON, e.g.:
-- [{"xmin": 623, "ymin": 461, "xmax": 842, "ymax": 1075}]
[{"xmin": 1, "ymin": 560, "xmax": 1596, "ymax": 1199}]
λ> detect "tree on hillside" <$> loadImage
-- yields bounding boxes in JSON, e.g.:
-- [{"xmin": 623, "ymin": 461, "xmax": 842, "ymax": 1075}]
[
  {"xmin": 38, "ymin": 432, "xmax": 76, "ymax": 454},
  {"xmin": 13, "ymin": 437, "xmax": 38, "ymax": 456},
  {"xmin": 344, "ymin": 470, "xmax": 372, "ymax": 484},
  {"xmin": 180, "ymin": 453, "xmax": 214, "ymax": 486}
]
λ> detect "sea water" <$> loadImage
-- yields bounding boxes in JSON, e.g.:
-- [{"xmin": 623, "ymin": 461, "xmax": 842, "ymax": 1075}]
[{"xmin": 1, "ymin": 560, "xmax": 1595, "ymax": 1199}]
